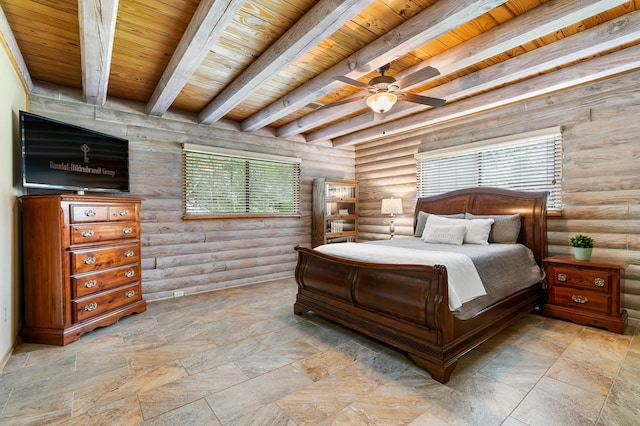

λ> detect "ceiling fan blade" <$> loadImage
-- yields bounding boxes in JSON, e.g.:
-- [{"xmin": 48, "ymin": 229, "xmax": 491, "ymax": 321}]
[
  {"xmin": 319, "ymin": 94, "xmax": 367, "ymax": 109},
  {"xmin": 395, "ymin": 66, "xmax": 440, "ymax": 88},
  {"xmin": 333, "ymin": 76, "xmax": 370, "ymax": 88},
  {"xmin": 402, "ymin": 92, "xmax": 446, "ymax": 108}
]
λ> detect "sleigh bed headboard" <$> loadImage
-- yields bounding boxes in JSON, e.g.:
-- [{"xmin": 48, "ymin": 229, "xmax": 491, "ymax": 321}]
[{"xmin": 414, "ymin": 187, "xmax": 548, "ymax": 265}]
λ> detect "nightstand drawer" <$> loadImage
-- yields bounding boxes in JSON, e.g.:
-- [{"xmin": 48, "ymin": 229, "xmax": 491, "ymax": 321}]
[
  {"xmin": 550, "ymin": 266, "xmax": 611, "ymax": 292},
  {"xmin": 549, "ymin": 287, "xmax": 610, "ymax": 314}
]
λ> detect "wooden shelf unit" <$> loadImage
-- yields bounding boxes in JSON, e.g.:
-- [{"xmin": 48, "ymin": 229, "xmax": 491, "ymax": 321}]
[
  {"xmin": 312, "ymin": 178, "xmax": 358, "ymax": 247},
  {"xmin": 20, "ymin": 194, "xmax": 147, "ymax": 345}
]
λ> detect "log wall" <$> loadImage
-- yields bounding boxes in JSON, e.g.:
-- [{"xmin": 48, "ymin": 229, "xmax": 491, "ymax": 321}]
[
  {"xmin": 28, "ymin": 84, "xmax": 355, "ymax": 300},
  {"xmin": 355, "ymin": 71, "xmax": 640, "ymax": 323}
]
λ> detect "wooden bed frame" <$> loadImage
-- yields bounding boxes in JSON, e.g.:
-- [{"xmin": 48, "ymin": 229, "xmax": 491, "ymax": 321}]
[{"xmin": 294, "ymin": 187, "xmax": 547, "ymax": 383}]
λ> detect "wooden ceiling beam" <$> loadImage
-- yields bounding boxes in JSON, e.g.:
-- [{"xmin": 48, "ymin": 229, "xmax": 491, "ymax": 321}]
[
  {"xmin": 332, "ymin": 42, "xmax": 640, "ymax": 146},
  {"xmin": 241, "ymin": 0, "xmax": 508, "ymax": 132},
  {"xmin": 198, "ymin": 0, "xmax": 377, "ymax": 125},
  {"xmin": 78, "ymin": 0, "xmax": 118, "ymax": 106},
  {"xmin": 297, "ymin": 0, "xmax": 630, "ymax": 141},
  {"xmin": 146, "ymin": 0, "xmax": 244, "ymax": 116}
]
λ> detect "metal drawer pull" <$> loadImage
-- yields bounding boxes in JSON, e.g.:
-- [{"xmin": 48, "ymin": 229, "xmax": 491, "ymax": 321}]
[
  {"xmin": 557, "ymin": 273, "xmax": 567, "ymax": 282},
  {"xmin": 124, "ymin": 250, "xmax": 134, "ymax": 257},
  {"xmin": 85, "ymin": 302, "xmax": 98, "ymax": 311},
  {"xmin": 119, "ymin": 210, "xmax": 129, "ymax": 216},
  {"xmin": 571, "ymin": 295, "xmax": 588, "ymax": 304},
  {"xmin": 125, "ymin": 290, "xmax": 135, "ymax": 298},
  {"xmin": 84, "ymin": 209, "xmax": 97, "ymax": 217},
  {"xmin": 594, "ymin": 278, "xmax": 605, "ymax": 287},
  {"xmin": 125, "ymin": 270, "xmax": 135, "ymax": 278},
  {"xmin": 84, "ymin": 280, "xmax": 97, "ymax": 288},
  {"xmin": 83, "ymin": 256, "xmax": 96, "ymax": 265},
  {"xmin": 81, "ymin": 230, "xmax": 94, "ymax": 237},
  {"xmin": 122, "ymin": 227, "xmax": 133, "ymax": 234}
]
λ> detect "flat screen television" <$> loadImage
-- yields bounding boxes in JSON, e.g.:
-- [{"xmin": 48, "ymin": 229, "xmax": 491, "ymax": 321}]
[{"xmin": 20, "ymin": 111, "xmax": 129, "ymax": 193}]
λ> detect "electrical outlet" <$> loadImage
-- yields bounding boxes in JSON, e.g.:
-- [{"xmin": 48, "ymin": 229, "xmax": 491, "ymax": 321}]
[{"xmin": 173, "ymin": 290, "xmax": 185, "ymax": 298}]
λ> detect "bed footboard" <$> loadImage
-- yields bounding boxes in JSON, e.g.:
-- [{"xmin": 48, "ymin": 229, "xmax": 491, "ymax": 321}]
[{"xmin": 294, "ymin": 245, "xmax": 459, "ymax": 381}]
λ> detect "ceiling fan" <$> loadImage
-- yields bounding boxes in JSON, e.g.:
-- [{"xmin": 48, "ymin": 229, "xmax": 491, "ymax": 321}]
[{"xmin": 329, "ymin": 64, "xmax": 446, "ymax": 114}]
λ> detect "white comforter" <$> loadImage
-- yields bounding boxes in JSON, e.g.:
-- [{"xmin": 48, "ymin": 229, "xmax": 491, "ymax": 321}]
[{"xmin": 314, "ymin": 242, "xmax": 487, "ymax": 310}]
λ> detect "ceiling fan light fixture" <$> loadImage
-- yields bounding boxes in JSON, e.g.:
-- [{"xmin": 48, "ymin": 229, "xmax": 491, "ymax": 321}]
[{"xmin": 366, "ymin": 92, "xmax": 397, "ymax": 113}]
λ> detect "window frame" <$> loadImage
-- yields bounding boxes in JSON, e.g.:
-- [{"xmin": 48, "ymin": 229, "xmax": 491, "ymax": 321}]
[
  {"xmin": 415, "ymin": 126, "xmax": 563, "ymax": 212},
  {"xmin": 182, "ymin": 144, "xmax": 301, "ymax": 220}
]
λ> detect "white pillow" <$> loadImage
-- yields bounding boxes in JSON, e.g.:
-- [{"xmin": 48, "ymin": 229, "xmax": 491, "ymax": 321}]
[
  {"xmin": 424, "ymin": 225, "xmax": 466, "ymax": 245},
  {"xmin": 464, "ymin": 218, "xmax": 494, "ymax": 245},
  {"xmin": 423, "ymin": 215, "xmax": 494, "ymax": 245}
]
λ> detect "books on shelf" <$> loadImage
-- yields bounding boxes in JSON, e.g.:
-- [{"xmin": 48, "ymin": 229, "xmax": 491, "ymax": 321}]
[
  {"xmin": 328, "ymin": 220, "xmax": 355, "ymax": 233},
  {"xmin": 326, "ymin": 185, "xmax": 355, "ymax": 199}
]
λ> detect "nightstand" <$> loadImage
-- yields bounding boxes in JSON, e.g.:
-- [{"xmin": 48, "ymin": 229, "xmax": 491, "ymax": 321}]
[{"xmin": 542, "ymin": 255, "xmax": 627, "ymax": 333}]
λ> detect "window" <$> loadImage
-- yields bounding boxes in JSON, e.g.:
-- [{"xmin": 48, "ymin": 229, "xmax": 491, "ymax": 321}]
[
  {"xmin": 416, "ymin": 127, "xmax": 563, "ymax": 211},
  {"xmin": 183, "ymin": 144, "xmax": 301, "ymax": 218}
]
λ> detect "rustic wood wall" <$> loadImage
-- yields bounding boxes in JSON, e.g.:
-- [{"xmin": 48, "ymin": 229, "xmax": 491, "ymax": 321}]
[
  {"xmin": 356, "ymin": 71, "xmax": 640, "ymax": 323},
  {"xmin": 28, "ymin": 84, "xmax": 355, "ymax": 301}
]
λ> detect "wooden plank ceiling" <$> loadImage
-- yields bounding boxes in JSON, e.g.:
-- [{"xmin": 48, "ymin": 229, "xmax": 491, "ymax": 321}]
[{"xmin": 1, "ymin": 0, "xmax": 640, "ymax": 146}]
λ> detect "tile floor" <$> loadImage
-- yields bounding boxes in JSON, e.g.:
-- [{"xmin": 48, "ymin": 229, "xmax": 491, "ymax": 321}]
[{"xmin": 1, "ymin": 277, "xmax": 639, "ymax": 425}]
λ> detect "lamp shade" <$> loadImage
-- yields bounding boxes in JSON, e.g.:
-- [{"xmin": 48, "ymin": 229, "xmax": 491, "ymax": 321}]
[
  {"xmin": 366, "ymin": 92, "xmax": 397, "ymax": 113},
  {"xmin": 381, "ymin": 198, "xmax": 403, "ymax": 215}
]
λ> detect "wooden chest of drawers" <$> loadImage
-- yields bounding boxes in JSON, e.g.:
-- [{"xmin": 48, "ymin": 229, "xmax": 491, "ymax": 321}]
[
  {"xmin": 20, "ymin": 194, "xmax": 147, "ymax": 345},
  {"xmin": 542, "ymin": 255, "xmax": 627, "ymax": 334}
]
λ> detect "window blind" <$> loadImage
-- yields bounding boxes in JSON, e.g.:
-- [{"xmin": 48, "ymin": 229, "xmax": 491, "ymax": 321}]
[
  {"xmin": 416, "ymin": 127, "xmax": 563, "ymax": 211},
  {"xmin": 183, "ymin": 144, "xmax": 301, "ymax": 218}
]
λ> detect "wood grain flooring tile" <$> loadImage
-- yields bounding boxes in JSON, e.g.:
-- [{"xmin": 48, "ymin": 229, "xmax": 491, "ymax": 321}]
[{"xmin": 1, "ymin": 278, "xmax": 639, "ymax": 425}]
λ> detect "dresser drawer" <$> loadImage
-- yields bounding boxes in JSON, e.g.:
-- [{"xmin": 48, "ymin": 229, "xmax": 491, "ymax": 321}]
[
  {"xmin": 72, "ymin": 264, "xmax": 140, "ymax": 298},
  {"xmin": 72, "ymin": 283, "xmax": 141, "ymax": 322},
  {"xmin": 70, "ymin": 204, "xmax": 110, "ymax": 223},
  {"xmin": 549, "ymin": 287, "xmax": 610, "ymax": 314},
  {"xmin": 550, "ymin": 266, "xmax": 612, "ymax": 292},
  {"xmin": 69, "ymin": 203, "xmax": 137, "ymax": 223},
  {"xmin": 70, "ymin": 223, "xmax": 138, "ymax": 245},
  {"xmin": 108, "ymin": 204, "xmax": 138, "ymax": 221},
  {"xmin": 70, "ymin": 244, "xmax": 140, "ymax": 274}
]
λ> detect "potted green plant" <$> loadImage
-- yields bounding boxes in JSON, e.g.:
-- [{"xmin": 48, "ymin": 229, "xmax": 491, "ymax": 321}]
[{"xmin": 569, "ymin": 234, "xmax": 594, "ymax": 261}]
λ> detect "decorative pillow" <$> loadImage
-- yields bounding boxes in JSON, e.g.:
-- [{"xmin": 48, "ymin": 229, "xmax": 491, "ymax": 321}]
[
  {"xmin": 414, "ymin": 211, "xmax": 465, "ymax": 237},
  {"xmin": 465, "ymin": 213, "xmax": 521, "ymax": 244},
  {"xmin": 424, "ymin": 225, "xmax": 467, "ymax": 245},
  {"xmin": 464, "ymin": 218, "xmax": 494, "ymax": 245},
  {"xmin": 423, "ymin": 215, "xmax": 494, "ymax": 245}
]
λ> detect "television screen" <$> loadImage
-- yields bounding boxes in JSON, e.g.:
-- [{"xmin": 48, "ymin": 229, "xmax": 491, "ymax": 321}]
[{"xmin": 20, "ymin": 111, "xmax": 129, "ymax": 193}]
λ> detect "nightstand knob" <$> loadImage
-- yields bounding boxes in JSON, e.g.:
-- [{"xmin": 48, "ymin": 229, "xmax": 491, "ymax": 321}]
[
  {"xmin": 594, "ymin": 278, "xmax": 605, "ymax": 287},
  {"xmin": 124, "ymin": 250, "xmax": 134, "ymax": 257},
  {"xmin": 81, "ymin": 230, "xmax": 94, "ymax": 238},
  {"xmin": 557, "ymin": 273, "xmax": 567, "ymax": 282},
  {"xmin": 84, "ymin": 302, "xmax": 98, "ymax": 311},
  {"xmin": 571, "ymin": 295, "xmax": 588, "ymax": 304},
  {"xmin": 83, "ymin": 256, "xmax": 96, "ymax": 265}
]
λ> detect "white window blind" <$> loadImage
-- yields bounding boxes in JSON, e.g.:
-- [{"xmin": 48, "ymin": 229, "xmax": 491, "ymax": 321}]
[
  {"xmin": 416, "ymin": 127, "xmax": 563, "ymax": 211},
  {"xmin": 183, "ymin": 144, "xmax": 301, "ymax": 218}
]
